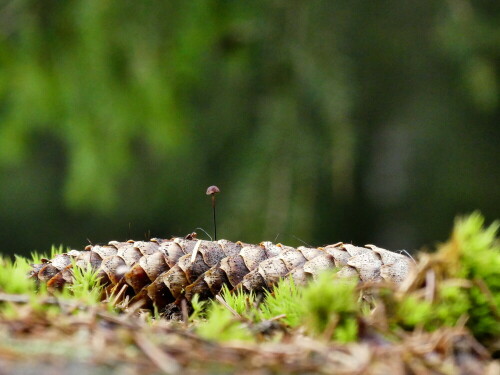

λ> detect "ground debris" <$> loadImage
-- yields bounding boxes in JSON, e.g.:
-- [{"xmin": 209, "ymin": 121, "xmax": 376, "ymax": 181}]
[
  {"xmin": 0, "ymin": 298, "xmax": 493, "ymax": 375},
  {"xmin": 1, "ymin": 213, "xmax": 498, "ymax": 374}
]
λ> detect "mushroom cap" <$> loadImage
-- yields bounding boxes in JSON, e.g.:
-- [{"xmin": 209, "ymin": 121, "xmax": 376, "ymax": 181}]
[{"xmin": 206, "ymin": 185, "xmax": 220, "ymax": 195}]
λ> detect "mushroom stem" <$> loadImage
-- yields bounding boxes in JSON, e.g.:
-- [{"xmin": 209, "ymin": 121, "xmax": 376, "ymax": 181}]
[
  {"xmin": 212, "ymin": 194, "xmax": 217, "ymax": 241},
  {"xmin": 206, "ymin": 185, "xmax": 220, "ymax": 241}
]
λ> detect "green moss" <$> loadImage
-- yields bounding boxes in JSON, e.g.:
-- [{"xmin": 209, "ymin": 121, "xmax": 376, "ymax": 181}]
[
  {"xmin": 396, "ymin": 296, "xmax": 433, "ymax": 328},
  {"xmin": 189, "ymin": 293, "xmax": 208, "ymax": 321},
  {"xmin": 30, "ymin": 245, "xmax": 67, "ymax": 265},
  {"xmin": 219, "ymin": 285, "xmax": 257, "ymax": 319},
  {"xmin": 260, "ymin": 271, "xmax": 359, "ymax": 342},
  {"xmin": 395, "ymin": 285, "xmax": 470, "ymax": 332},
  {"xmin": 196, "ymin": 303, "xmax": 254, "ymax": 342},
  {"xmin": 449, "ymin": 213, "xmax": 500, "ymax": 339},
  {"xmin": 433, "ymin": 285, "xmax": 470, "ymax": 327},
  {"xmin": 392, "ymin": 213, "xmax": 499, "ymax": 341},
  {"xmin": 0, "ymin": 255, "xmax": 37, "ymax": 295},
  {"xmin": 197, "ymin": 271, "xmax": 359, "ymax": 342},
  {"xmin": 300, "ymin": 272, "xmax": 358, "ymax": 341},
  {"xmin": 59, "ymin": 260, "xmax": 104, "ymax": 305},
  {"xmin": 259, "ymin": 277, "xmax": 302, "ymax": 327},
  {"xmin": 334, "ymin": 316, "xmax": 358, "ymax": 343}
]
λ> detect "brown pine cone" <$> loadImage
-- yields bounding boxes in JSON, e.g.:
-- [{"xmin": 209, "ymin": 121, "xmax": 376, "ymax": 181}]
[{"xmin": 29, "ymin": 234, "xmax": 413, "ymax": 310}]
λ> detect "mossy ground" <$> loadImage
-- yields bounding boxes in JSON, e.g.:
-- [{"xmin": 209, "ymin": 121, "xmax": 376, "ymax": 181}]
[{"xmin": 0, "ymin": 213, "xmax": 498, "ymax": 374}]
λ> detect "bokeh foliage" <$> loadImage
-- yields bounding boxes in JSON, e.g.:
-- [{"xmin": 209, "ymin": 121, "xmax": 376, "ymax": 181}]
[{"xmin": 0, "ymin": 1, "xmax": 499, "ymax": 255}]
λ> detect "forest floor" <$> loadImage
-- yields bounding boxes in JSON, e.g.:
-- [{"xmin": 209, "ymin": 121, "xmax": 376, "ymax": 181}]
[{"xmin": 0, "ymin": 213, "xmax": 499, "ymax": 374}]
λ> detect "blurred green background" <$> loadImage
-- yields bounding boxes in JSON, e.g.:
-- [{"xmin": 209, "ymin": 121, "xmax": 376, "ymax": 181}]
[{"xmin": 0, "ymin": 1, "xmax": 499, "ymax": 256}]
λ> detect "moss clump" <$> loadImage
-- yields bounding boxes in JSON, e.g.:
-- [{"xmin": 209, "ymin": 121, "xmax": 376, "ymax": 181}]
[
  {"xmin": 299, "ymin": 272, "xmax": 359, "ymax": 342},
  {"xmin": 441, "ymin": 213, "xmax": 500, "ymax": 340},
  {"xmin": 0, "ymin": 256, "xmax": 37, "ymax": 295},
  {"xmin": 196, "ymin": 303, "xmax": 254, "ymax": 342},
  {"xmin": 389, "ymin": 213, "xmax": 499, "ymax": 344},
  {"xmin": 396, "ymin": 295, "xmax": 433, "ymax": 328},
  {"xmin": 260, "ymin": 277, "xmax": 302, "ymax": 327}
]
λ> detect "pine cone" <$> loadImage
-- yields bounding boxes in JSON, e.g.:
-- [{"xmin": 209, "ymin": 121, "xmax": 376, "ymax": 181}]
[{"xmin": 29, "ymin": 234, "xmax": 413, "ymax": 310}]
